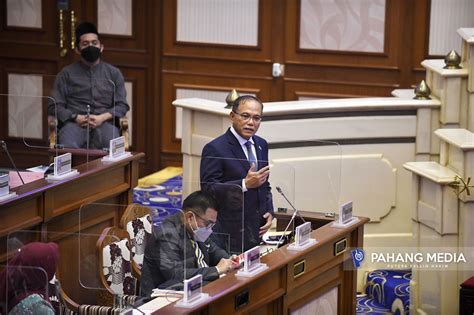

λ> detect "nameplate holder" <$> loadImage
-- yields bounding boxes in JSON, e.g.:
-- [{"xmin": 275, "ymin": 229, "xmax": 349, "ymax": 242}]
[
  {"xmin": 331, "ymin": 201, "xmax": 359, "ymax": 228},
  {"xmin": 287, "ymin": 222, "xmax": 318, "ymax": 251},
  {"xmin": 175, "ymin": 274, "xmax": 210, "ymax": 308},
  {"xmin": 236, "ymin": 246, "xmax": 268, "ymax": 278},
  {"xmin": 0, "ymin": 174, "xmax": 16, "ymax": 201},
  {"xmin": 102, "ymin": 136, "xmax": 131, "ymax": 162},
  {"xmin": 46, "ymin": 153, "xmax": 78, "ymax": 181}
]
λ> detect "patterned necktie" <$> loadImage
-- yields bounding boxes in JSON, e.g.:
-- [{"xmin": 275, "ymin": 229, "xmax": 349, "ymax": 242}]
[
  {"xmin": 245, "ymin": 141, "xmax": 257, "ymax": 168},
  {"xmin": 190, "ymin": 239, "xmax": 208, "ymax": 268}
]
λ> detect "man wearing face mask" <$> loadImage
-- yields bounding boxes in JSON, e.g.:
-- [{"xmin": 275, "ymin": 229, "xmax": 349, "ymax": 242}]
[
  {"xmin": 140, "ymin": 190, "xmax": 240, "ymax": 297},
  {"xmin": 48, "ymin": 21, "xmax": 129, "ymax": 149}
]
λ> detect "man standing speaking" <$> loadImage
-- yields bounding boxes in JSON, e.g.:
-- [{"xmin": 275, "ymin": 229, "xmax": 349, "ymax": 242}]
[{"xmin": 200, "ymin": 95, "xmax": 273, "ymax": 254}]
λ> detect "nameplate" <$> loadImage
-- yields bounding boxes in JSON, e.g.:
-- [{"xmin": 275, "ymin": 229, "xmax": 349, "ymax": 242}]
[
  {"xmin": 236, "ymin": 246, "xmax": 268, "ymax": 278},
  {"xmin": 111, "ymin": 136, "xmax": 126, "ymax": 158},
  {"xmin": 102, "ymin": 136, "xmax": 131, "ymax": 162},
  {"xmin": 244, "ymin": 246, "xmax": 261, "ymax": 272},
  {"xmin": 0, "ymin": 174, "xmax": 9, "ymax": 196},
  {"xmin": 184, "ymin": 274, "xmax": 202, "ymax": 303},
  {"xmin": 287, "ymin": 222, "xmax": 317, "ymax": 251},
  {"xmin": 175, "ymin": 274, "xmax": 210, "ymax": 308},
  {"xmin": 0, "ymin": 174, "xmax": 16, "ymax": 202},
  {"xmin": 339, "ymin": 201, "xmax": 353, "ymax": 225},
  {"xmin": 54, "ymin": 153, "xmax": 72, "ymax": 176},
  {"xmin": 295, "ymin": 222, "xmax": 312, "ymax": 246}
]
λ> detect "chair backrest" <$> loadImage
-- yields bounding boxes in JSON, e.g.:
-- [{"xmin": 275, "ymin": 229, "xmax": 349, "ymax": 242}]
[
  {"xmin": 119, "ymin": 204, "xmax": 153, "ymax": 268},
  {"xmin": 96, "ymin": 227, "xmax": 137, "ymax": 297}
]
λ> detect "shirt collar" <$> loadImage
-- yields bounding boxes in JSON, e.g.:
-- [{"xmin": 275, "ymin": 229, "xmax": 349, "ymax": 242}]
[{"xmin": 230, "ymin": 126, "xmax": 254, "ymax": 146}]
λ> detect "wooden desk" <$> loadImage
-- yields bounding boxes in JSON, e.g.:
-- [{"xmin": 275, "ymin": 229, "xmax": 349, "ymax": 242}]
[
  {"xmin": 275, "ymin": 209, "xmax": 336, "ymax": 232},
  {"xmin": 0, "ymin": 152, "xmax": 144, "ymax": 305},
  {"xmin": 158, "ymin": 216, "xmax": 368, "ymax": 315}
]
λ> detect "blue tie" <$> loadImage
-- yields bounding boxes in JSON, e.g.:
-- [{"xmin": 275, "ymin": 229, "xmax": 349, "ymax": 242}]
[{"xmin": 245, "ymin": 141, "xmax": 257, "ymax": 169}]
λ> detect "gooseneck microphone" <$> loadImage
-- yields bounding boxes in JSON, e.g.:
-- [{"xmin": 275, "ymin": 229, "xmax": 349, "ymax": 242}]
[
  {"xmin": 86, "ymin": 105, "xmax": 91, "ymax": 164},
  {"xmin": 0, "ymin": 140, "xmax": 25, "ymax": 185},
  {"xmin": 276, "ymin": 186, "xmax": 306, "ymax": 224},
  {"xmin": 275, "ymin": 186, "xmax": 305, "ymax": 247}
]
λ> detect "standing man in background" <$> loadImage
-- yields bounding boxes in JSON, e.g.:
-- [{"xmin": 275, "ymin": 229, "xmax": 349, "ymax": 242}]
[
  {"xmin": 200, "ymin": 95, "xmax": 274, "ymax": 254},
  {"xmin": 49, "ymin": 21, "xmax": 129, "ymax": 149}
]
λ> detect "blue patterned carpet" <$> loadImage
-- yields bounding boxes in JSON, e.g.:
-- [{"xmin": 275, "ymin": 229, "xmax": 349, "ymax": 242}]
[
  {"xmin": 357, "ymin": 295, "xmax": 392, "ymax": 314},
  {"xmin": 132, "ymin": 175, "xmax": 183, "ymax": 226},
  {"xmin": 357, "ymin": 269, "xmax": 411, "ymax": 315}
]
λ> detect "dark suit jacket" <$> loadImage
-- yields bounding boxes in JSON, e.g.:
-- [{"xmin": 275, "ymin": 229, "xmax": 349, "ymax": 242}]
[
  {"xmin": 140, "ymin": 213, "xmax": 229, "ymax": 297},
  {"xmin": 200, "ymin": 128, "xmax": 274, "ymax": 253}
]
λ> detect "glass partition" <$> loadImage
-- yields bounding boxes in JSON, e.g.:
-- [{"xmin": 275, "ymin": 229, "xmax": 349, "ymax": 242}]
[
  {"xmin": 47, "ymin": 74, "xmax": 118, "ymax": 153},
  {"xmin": 6, "ymin": 229, "xmax": 123, "ymax": 309},
  {"xmin": 268, "ymin": 139, "xmax": 342, "ymax": 216},
  {"xmin": 0, "ymin": 92, "xmax": 56, "ymax": 187},
  {"xmin": 199, "ymin": 156, "xmax": 287, "ymax": 255},
  {"xmin": 0, "ymin": 264, "xmax": 51, "ymax": 314},
  {"xmin": 1, "ymin": 72, "xmax": 124, "ymax": 184}
]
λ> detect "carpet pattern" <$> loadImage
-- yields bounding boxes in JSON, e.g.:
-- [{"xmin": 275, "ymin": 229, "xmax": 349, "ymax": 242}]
[
  {"xmin": 133, "ymin": 175, "xmax": 183, "ymax": 226},
  {"xmin": 357, "ymin": 269, "xmax": 411, "ymax": 315}
]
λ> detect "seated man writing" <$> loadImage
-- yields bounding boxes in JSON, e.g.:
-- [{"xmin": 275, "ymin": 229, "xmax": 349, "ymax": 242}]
[
  {"xmin": 140, "ymin": 190, "xmax": 240, "ymax": 297},
  {"xmin": 48, "ymin": 21, "xmax": 129, "ymax": 149}
]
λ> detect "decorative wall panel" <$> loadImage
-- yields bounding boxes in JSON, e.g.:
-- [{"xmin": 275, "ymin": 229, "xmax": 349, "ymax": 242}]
[
  {"xmin": 7, "ymin": 0, "xmax": 42, "ymax": 28},
  {"xmin": 98, "ymin": 0, "xmax": 133, "ymax": 36},
  {"xmin": 299, "ymin": 0, "xmax": 386, "ymax": 53},
  {"xmin": 429, "ymin": 0, "xmax": 474, "ymax": 56},
  {"xmin": 125, "ymin": 81, "xmax": 133, "ymax": 146},
  {"xmin": 272, "ymin": 153, "xmax": 397, "ymax": 223},
  {"xmin": 176, "ymin": 0, "xmax": 259, "ymax": 46},
  {"xmin": 291, "ymin": 287, "xmax": 338, "ymax": 315},
  {"xmin": 8, "ymin": 74, "xmax": 43, "ymax": 139}
]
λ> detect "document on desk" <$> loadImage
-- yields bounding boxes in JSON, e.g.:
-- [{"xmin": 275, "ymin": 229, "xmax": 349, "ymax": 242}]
[{"xmin": 138, "ymin": 291, "xmax": 182, "ymax": 313}]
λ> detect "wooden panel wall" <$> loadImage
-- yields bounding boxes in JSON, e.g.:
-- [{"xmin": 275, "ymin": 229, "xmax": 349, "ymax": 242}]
[
  {"xmin": 0, "ymin": 0, "xmax": 160, "ymax": 177},
  {"xmin": 0, "ymin": 0, "xmax": 436, "ymax": 174},
  {"xmin": 159, "ymin": 0, "xmax": 432, "ymax": 167}
]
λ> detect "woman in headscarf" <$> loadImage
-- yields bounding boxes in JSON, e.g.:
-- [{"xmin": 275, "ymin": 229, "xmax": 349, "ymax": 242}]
[{"xmin": 0, "ymin": 242, "xmax": 59, "ymax": 315}]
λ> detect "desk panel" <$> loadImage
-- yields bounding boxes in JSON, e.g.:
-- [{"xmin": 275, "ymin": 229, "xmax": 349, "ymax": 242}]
[
  {"xmin": 0, "ymin": 195, "xmax": 43, "ymax": 237},
  {"xmin": 44, "ymin": 165, "xmax": 131, "ymax": 220},
  {"xmin": 0, "ymin": 153, "xmax": 144, "ymax": 307},
  {"xmin": 158, "ymin": 216, "xmax": 368, "ymax": 315}
]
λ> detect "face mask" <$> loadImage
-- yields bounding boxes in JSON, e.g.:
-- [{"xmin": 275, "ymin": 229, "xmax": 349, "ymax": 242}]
[
  {"xmin": 81, "ymin": 46, "xmax": 101, "ymax": 63},
  {"xmin": 190, "ymin": 213, "xmax": 213, "ymax": 242}
]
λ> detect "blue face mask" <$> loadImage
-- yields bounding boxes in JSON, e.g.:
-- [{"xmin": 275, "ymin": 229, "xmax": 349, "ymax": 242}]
[{"xmin": 190, "ymin": 213, "xmax": 213, "ymax": 242}]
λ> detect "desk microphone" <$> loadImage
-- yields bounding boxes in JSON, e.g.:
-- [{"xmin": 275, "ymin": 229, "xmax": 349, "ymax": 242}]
[
  {"xmin": 0, "ymin": 140, "xmax": 25, "ymax": 185},
  {"xmin": 275, "ymin": 186, "xmax": 305, "ymax": 247},
  {"xmin": 86, "ymin": 105, "xmax": 91, "ymax": 164},
  {"xmin": 276, "ymin": 186, "xmax": 306, "ymax": 224}
]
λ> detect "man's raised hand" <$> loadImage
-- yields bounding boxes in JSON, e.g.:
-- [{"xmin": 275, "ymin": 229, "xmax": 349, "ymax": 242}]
[{"xmin": 244, "ymin": 163, "xmax": 270, "ymax": 189}]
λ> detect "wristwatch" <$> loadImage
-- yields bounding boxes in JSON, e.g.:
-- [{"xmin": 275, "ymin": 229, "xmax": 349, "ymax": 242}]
[{"xmin": 70, "ymin": 113, "xmax": 78, "ymax": 122}]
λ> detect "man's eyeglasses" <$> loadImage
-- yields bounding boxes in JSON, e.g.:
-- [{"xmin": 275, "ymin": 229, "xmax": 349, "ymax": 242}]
[
  {"xmin": 232, "ymin": 111, "xmax": 263, "ymax": 123},
  {"xmin": 193, "ymin": 211, "xmax": 216, "ymax": 229}
]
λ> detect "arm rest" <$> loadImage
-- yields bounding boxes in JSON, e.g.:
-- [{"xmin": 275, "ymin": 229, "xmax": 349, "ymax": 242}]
[
  {"xmin": 48, "ymin": 116, "xmax": 58, "ymax": 149},
  {"xmin": 119, "ymin": 117, "xmax": 129, "ymax": 151}
]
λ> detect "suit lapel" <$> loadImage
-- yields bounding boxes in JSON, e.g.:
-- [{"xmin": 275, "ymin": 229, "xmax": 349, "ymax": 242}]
[
  {"xmin": 254, "ymin": 137, "xmax": 263, "ymax": 165},
  {"xmin": 225, "ymin": 129, "xmax": 250, "ymax": 170}
]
